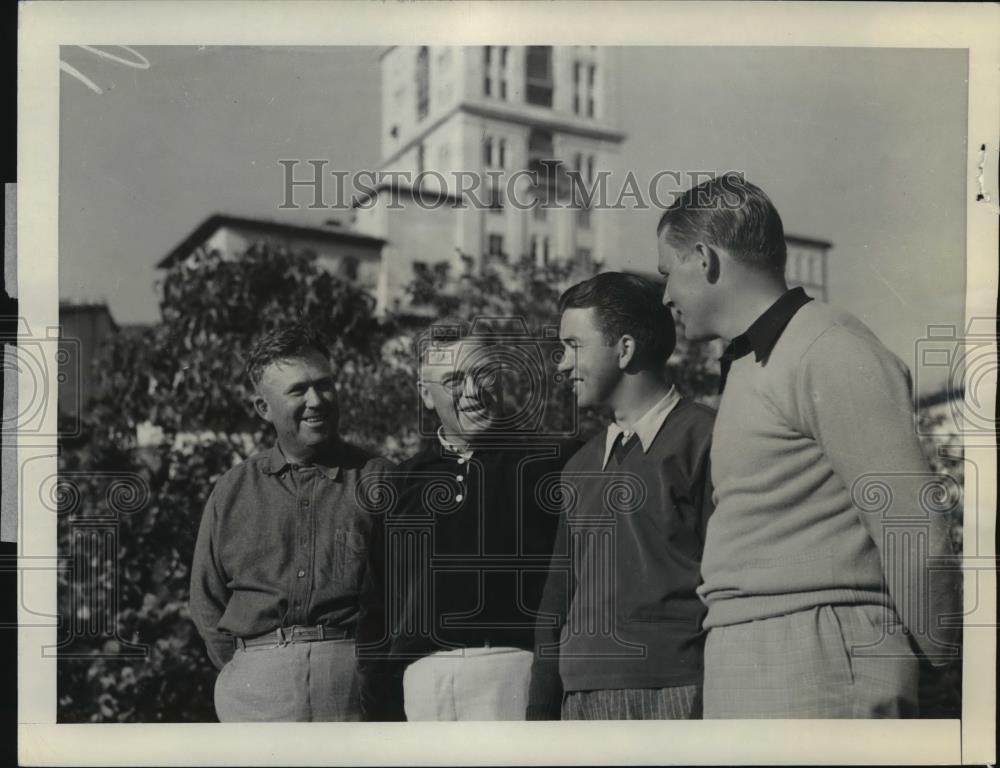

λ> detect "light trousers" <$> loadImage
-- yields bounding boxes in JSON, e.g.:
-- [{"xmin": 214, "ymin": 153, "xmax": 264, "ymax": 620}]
[
  {"xmin": 214, "ymin": 638, "xmax": 361, "ymax": 721},
  {"xmin": 703, "ymin": 604, "xmax": 919, "ymax": 718},
  {"xmin": 402, "ymin": 646, "xmax": 534, "ymax": 721}
]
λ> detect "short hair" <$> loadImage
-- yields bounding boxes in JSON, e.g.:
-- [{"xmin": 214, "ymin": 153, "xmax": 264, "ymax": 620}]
[
  {"xmin": 417, "ymin": 316, "xmax": 473, "ymax": 369},
  {"xmin": 417, "ymin": 315, "xmax": 511, "ymax": 377},
  {"xmin": 244, "ymin": 323, "xmax": 332, "ymax": 387},
  {"xmin": 656, "ymin": 173, "xmax": 787, "ymax": 274},
  {"xmin": 558, "ymin": 272, "xmax": 676, "ymax": 368}
]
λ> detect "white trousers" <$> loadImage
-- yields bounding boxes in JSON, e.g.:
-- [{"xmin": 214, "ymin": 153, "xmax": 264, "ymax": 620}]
[{"xmin": 402, "ymin": 647, "xmax": 534, "ymax": 721}]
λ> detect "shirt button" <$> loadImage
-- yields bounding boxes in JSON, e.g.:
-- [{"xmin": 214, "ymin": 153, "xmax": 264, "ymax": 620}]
[
  {"xmin": 457, "ymin": 458, "xmax": 465, "ymax": 465},
  {"xmin": 455, "ymin": 494, "xmax": 464, "ymax": 503},
  {"xmin": 456, "ymin": 475, "xmax": 464, "ymax": 483},
  {"xmin": 297, "ymin": 569, "xmax": 306, "ymax": 578}
]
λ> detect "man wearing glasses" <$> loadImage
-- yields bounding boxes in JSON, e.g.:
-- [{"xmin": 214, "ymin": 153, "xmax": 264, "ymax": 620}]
[{"xmin": 356, "ymin": 318, "xmax": 576, "ymax": 720}]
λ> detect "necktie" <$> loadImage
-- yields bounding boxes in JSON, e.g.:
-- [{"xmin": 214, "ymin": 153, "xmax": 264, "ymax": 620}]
[{"xmin": 610, "ymin": 432, "xmax": 638, "ymax": 466}]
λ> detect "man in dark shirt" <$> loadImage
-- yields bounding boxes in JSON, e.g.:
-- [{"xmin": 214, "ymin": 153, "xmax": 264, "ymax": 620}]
[
  {"xmin": 356, "ymin": 319, "xmax": 576, "ymax": 720},
  {"xmin": 189, "ymin": 324, "xmax": 393, "ymax": 721}
]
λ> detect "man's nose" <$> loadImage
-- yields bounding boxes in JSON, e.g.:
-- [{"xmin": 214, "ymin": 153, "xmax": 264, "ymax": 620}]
[
  {"xmin": 662, "ymin": 285, "xmax": 673, "ymax": 308},
  {"xmin": 304, "ymin": 387, "xmax": 322, "ymax": 407},
  {"xmin": 556, "ymin": 347, "xmax": 574, "ymax": 373}
]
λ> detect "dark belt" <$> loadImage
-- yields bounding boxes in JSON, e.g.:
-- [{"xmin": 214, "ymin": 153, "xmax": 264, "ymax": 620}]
[{"xmin": 234, "ymin": 624, "xmax": 354, "ymax": 650}]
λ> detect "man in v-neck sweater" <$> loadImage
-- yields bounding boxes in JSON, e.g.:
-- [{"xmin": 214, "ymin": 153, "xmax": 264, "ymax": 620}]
[
  {"xmin": 528, "ymin": 273, "xmax": 715, "ymax": 720},
  {"xmin": 656, "ymin": 174, "xmax": 961, "ymax": 717}
]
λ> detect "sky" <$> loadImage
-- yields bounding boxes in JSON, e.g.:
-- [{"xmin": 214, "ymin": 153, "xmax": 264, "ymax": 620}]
[{"xmin": 59, "ymin": 45, "xmax": 969, "ymax": 393}]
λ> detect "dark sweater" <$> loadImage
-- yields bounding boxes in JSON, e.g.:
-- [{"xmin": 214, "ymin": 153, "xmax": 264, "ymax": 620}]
[
  {"xmin": 356, "ymin": 439, "xmax": 578, "ymax": 721},
  {"xmin": 529, "ymin": 398, "xmax": 715, "ymax": 716}
]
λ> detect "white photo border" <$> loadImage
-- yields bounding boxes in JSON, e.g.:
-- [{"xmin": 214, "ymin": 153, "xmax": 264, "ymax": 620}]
[{"xmin": 17, "ymin": 1, "xmax": 998, "ymax": 765}]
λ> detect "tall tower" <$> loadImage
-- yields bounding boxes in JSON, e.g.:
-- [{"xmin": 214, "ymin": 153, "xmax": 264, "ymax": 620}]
[{"xmin": 353, "ymin": 46, "xmax": 627, "ymax": 313}]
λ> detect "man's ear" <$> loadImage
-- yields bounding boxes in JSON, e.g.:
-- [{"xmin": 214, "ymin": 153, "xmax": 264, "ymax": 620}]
[
  {"xmin": 694, "ymin": 241, "xmax": 722, "ymax": 284},
  {"xmin": 617, "ymin": 335, "xmax": 637, "ymax": 370},
  {"xmin": 417, "ymin": 380, "xmax": 436, "ymax": 410},
  {"xmin": 252, "ymin": 392, "xmax": 272, "ymax": 424}
]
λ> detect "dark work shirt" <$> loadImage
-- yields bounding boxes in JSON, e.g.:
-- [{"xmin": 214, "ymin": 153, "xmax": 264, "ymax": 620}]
[
  {"xmin": 189, "ymin": 441, "xmax": 394, "ymax": 669},
  {"xmin": 356, "ymin": 439, "xmax": 578, "ymax": 720},
  {"xmin": 718, "ymin": 287, "xmax": 813, "ymax": 393}
]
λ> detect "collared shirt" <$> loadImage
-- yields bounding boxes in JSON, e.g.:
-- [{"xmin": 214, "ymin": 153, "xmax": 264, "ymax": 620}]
[
  {"xmin": 601, "ymin": 387, "xmax": 682, "ymax": 470},
  {"xmin": 718, "ymin": 287, "xmax": 813, "ymax": 393},
  {"xmin": 436, "ymin": 426, "xmax": 475, "ymax": 462},
  {"xmin": 189, "ymin": 441, "xmax": 394, "ymax": 669}
]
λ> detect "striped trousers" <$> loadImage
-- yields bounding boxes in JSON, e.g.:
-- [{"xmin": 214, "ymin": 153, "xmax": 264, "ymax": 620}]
[{"xmin": 562, "ymin": 685, "xmax": 702, "ymax": 720}]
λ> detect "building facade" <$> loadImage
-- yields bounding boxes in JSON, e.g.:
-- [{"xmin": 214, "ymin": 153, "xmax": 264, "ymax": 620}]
[
  {"xmin": 58, "ymin": 301, "xmax": 118, "ymax": 420},
  {"xmin": 352, "ymin": 45, "xmax": 628, "ymax": 309},
  {"xmin": 784, "ymin": 235, "xmax": 832, "ymax": 301},
  {"xmin": 157, "ymin": 214, "xmax": 386, "ymax": 296},
  {"xmin": 157, "ymin": 50, "xmax": 832, "ymax": 315}
]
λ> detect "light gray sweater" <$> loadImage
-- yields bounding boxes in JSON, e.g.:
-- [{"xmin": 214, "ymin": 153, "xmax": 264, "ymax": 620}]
[{"xmin": 698, "ymin": 300, "xmax": 960, "ymax": 664}]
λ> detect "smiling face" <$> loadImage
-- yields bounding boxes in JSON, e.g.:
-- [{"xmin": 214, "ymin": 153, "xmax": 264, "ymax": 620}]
[
  {"xmin": 657, "ymin": 227, "xmax": 716, "ymax": 341},
  {"xmin": 419, "ymin": 341, "xmax": 505, "ymax": 441},
  {"xmin": 252, "ymin": 350, "xmax": 340, "ymax": 462},
  {"xmin": 557, "ymin": 307, "xmax": 624, "ymax": 409}
]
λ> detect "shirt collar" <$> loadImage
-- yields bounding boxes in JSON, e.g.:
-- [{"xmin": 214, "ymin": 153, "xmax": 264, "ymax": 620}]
[
  {"xmin": 263, "ymin": 443, "xmax": 344, "ymax": 481},
  {"xmin": 436, "ymin": 427, "xmax": 475, "ymax": 461},
  {"xmin": 602, "ymin": 387, "xmax": 681, "ymax": 470},
  {"xmin": 727, "ymin": 287, "xmax": 813, "ymax": 364}
]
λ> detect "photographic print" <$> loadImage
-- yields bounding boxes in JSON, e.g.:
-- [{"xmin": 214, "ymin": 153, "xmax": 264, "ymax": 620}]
[{"xmin": 15, "ymin": 2, "xmax": 998, "ymax": 765}]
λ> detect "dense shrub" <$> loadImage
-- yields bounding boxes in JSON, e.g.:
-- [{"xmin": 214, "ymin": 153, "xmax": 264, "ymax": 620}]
[{"xmin": 57, "ymin": 435, "xmax": 235, "ymax": 721}]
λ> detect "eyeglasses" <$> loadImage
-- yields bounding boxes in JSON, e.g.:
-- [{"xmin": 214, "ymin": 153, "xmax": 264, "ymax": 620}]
[{"xmin": 425, "ymin": 363, "xmax": 504, "ymax": 395}]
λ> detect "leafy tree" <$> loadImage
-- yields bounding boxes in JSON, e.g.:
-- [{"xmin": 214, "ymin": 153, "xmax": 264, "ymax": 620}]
[
  {"xmin": 91, "ymin": 244, "xmax": 395, "ymax": 450},
  {"xmin": 56, "ymin": 431, "xmax": 232, "ymax": 722}
]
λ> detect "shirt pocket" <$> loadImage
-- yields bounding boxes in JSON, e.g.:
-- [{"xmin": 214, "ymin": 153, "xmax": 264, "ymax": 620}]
[{"xmin": 334, "ymin": 528, "xmax": 368, "ymax": 594}]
